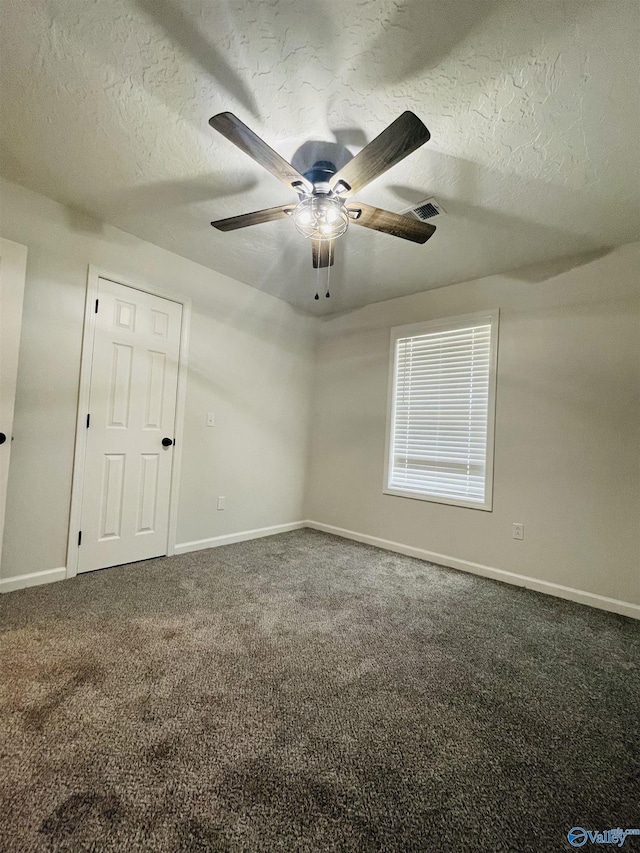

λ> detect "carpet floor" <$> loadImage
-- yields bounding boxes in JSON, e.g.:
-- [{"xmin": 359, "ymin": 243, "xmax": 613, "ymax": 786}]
[{"xmin": 0, "ymin": 529, "xmax": 638, "ymax": 852}]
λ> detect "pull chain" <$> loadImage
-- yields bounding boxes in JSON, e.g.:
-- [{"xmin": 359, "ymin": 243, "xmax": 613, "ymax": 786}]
[{"xmin": 313, "ymin": 243, "xmax": 333, "ymax": 300}]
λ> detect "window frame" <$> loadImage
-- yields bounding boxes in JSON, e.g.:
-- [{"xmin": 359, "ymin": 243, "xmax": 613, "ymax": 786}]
[{"xmin": 383, "ymin": 309, "xmax": 499, "ymax": 511}]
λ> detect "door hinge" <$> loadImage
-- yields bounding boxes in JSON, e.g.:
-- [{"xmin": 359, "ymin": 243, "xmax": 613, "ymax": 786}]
[
  {"xmin": 78, "ymin": 531, "xmax": 82, "ymax": 546},
  {"xmin": 86, "ymin": 413, "xmax": 90, "ymax": 428},
  {"xmin": 95, "ymin": 298, "xmax": 99, "ymax": 313}
]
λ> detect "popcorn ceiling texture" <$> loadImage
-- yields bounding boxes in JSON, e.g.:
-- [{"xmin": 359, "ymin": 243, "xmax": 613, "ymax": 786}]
[{"xmin": 1, "ymin": 0, "xmax": 639, "ymax": 312}]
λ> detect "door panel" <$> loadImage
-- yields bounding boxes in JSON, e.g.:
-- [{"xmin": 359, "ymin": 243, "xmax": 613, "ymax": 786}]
[
  {"xmin": 109, "ymin": 344, "xmax": 133, "ymax": 427},
  {"xmin": 137, "ymin": 453, "xmax": 159, "ymax": 533},
  {"xmin": 100, "ymin": 454, "xmax": 126, "ymax": 539},
  {"xmin": 145, "ymin": 351, "xmax": 167, "ymax": 428},
  {"xmin": 78, "ymin": 278, "xmax": 182, "ymax": 573},
  {"xmin": 0, "ymin": 238, "xmax": 27, "ymax": 572}
]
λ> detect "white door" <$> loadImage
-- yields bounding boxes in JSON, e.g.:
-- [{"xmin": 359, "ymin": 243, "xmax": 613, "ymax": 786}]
[
  {"xmin": 78, "ymin": 278, "xmax": 182, "ymax": 573},
  {"xmin": 0, "ymin": 238, "xmax": 28, "ymax": 571}
]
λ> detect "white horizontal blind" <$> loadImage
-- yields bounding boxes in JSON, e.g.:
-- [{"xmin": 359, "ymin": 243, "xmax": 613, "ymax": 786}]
[{"xmin": 389, "ymin": 319, "xmax": 494, "ymax": 505}]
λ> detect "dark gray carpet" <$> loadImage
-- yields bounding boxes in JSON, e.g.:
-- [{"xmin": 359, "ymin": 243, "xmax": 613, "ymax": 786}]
[{"xmin": 0, "ymin": 529, "xmax": 638, "ymax": 852}]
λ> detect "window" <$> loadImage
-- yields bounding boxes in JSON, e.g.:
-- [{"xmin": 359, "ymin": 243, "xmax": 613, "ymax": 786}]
[{"xmin": 385, "ymin": 310, "xmax": 499, "ymax": 510}]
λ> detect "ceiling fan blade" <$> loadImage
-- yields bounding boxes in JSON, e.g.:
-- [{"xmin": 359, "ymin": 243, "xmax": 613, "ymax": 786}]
[
  {"xmin": 347, "ymin": 203, "xmax": 436, "ymax": 243},
  {"xmin": 311, "ymin": 239, "xmax": 335, "ymax": 268},
  {"xmin": 210, "ymin": 112, "xmax": 312, "ymax": 195},
  {"xmin": 211, "ymin": 204, "xmax": 294, "ymax": 232},
  {"xmin": 330, "ymin": 112, "xmax": 430, "ymax": 198}
]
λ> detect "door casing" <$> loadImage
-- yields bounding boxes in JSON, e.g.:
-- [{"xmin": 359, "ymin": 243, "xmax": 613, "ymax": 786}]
[
  {"xmin": 66, "ymin": 266, "xmax": 191, "ymax": 578},
  {"xmin": 0, "ymin": 238, "xmax": 28, "ymax": 574}
]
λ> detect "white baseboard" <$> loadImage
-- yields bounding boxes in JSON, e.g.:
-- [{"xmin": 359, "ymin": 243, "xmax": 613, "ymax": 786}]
[
  {"xmin": 1, "ymin": 524, "xmax": 306, "ymax": 591},
  {"xmin": 175, "ymin": 521, "xmax": 306, "ymax": 555},
  {"xmin": 4, "ymin": 525, "xmax": 636, "ymax": 622},
  {"xmin": 305, "ymin": 521, "xmax": 640, "ymax": 621},
  {"xmin": 0, "ymin": 566, "xmax": 67, "ymax": 594}
]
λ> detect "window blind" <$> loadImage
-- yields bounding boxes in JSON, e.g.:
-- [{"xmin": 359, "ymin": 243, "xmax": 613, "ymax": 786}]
[{"xmin": 388, "ymin": 319, "xmax": 494, "ymax": 505}]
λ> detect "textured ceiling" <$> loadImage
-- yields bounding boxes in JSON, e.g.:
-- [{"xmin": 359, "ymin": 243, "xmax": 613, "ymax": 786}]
[{"xmin": 1, "ymin": 0, "xmax": 639, "ymax": 314}]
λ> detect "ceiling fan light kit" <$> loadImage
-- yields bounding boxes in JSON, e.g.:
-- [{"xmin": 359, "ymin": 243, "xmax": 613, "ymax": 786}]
[
  {"xmin": 291, "ymin": 194, "xmax": 349, "ymax": 241},
  {"xmin": 208, "ymin": 110, "xmax": 436, "ymax": 296}
]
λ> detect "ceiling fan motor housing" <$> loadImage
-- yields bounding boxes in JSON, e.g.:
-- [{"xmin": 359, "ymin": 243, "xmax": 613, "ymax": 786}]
[{"xmin": 302, "ymin": 160, "xmax": 338, "ymax": 187}]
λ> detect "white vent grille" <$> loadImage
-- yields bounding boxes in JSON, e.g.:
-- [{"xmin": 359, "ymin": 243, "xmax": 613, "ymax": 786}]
[{"xmin": 404, "ymin": 197, "xmax": 445, "ymax": 221}]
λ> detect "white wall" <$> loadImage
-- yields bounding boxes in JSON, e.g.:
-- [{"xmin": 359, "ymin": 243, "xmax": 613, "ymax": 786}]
[
  {"xmin": 306, "ymin": 244, "xmax": 640, "ymax": 609},
  {"xmin": 2, "ymin": 176, "xmax": 639, "ymax": 615},
  {"xmin": 0, "ymin": 179, "xmax": 315, "ymax": 581}
]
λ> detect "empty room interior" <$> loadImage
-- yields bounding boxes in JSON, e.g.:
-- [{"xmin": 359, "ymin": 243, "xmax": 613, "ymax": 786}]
[{"xmin": 1, "ymin": 1, "xmax": 639, "ymax": 851}]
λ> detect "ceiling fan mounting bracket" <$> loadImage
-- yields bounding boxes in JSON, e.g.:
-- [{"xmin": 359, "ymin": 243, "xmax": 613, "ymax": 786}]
[
  {"xmin": 332, "ymin": 180, "xmax": 351, "ymax": 196},
  {"xmin": 291, "ymin": 179, "xmax": 312, "ymax": 197}
]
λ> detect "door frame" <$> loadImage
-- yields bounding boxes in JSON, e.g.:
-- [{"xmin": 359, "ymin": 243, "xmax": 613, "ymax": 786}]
[
  {"xmin": 66, "ymin": 265, "xmax": 191, "ymax": 579},
  {"xmin": 0, "ymin": 237, "xmax": 28, "ymax": 575}
]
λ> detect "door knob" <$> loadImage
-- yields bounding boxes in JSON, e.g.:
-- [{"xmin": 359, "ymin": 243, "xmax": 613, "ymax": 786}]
[
  {"xmin": 161, "ymin": 437, "xmax": 174, "ymax": 447},
  {"xmin": 0, "ymin": 433, "xmax": 6, "ymax": 445}
]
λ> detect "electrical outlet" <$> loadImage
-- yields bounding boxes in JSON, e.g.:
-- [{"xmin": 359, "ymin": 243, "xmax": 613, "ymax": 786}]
[
  {"xmin": 207, "ymin": 412, "xmax": 215, "ymax": 427},
  {"xmin": 512, "ymin": 523, "xmax": 524, "ymax": 540},
  {"xmin": 217, "ymin": 496, "xmax": 225, "ymax": 511}
]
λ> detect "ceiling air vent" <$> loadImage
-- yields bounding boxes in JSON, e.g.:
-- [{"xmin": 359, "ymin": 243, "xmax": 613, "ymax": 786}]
[{"xmin": 404, "ymin": 197, "xmax": 445, "ymax": 221}]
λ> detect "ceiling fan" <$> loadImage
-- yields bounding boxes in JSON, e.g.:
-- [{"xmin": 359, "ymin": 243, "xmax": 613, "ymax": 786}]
[{"xmin": 209, "ymin": 111, "xmax": 436, "ymax": 289}]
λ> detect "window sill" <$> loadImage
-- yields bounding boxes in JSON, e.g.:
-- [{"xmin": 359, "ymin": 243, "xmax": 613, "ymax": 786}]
[{"xmin": 383, "ymin": 487, "xmax": 493, "ymax": 511}]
